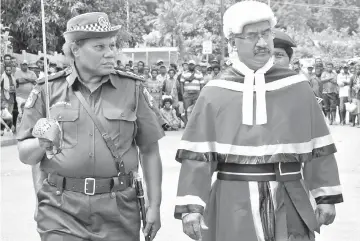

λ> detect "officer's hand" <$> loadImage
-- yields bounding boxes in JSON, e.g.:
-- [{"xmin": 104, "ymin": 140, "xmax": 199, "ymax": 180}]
[
  {"xmin": 182, "ymin": 213, "xmax": 208, "ymax": 240},
  {"xmin": 143, "ymin": 206, "xmax": 161, "ymax": 241},
  {"xmin": 315, "ymin": 204, "xmax": 336, "ymax": 228},
  {"xmin": 32, "ymin": 118, "xmax": 62, "ymax": 158}
]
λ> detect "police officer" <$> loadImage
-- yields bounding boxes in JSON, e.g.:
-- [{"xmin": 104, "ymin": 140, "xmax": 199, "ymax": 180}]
[{"xmin": 17, "ymin": 12, "xmax": 163, "ymax": 241}]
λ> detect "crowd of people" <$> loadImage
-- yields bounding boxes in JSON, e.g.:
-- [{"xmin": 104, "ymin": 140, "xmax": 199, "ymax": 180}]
[
  {"xmin": 0, "ymin": 54, "xmax": 67, "ymax": 136},
  {"xmin": 295, "ymin": 59, "xmax": 360, "ymax": 127},
  {"xmin": 1, "ymin": 40, "xmax": 360, "ymax": 136},
  {"xmin": 113, "ymin": 58, "xmax": 223, "ymax": 131}
]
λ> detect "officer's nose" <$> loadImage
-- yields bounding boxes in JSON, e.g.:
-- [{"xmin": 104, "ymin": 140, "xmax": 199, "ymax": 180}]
[
  {"xmin": 104, "ymin": 47, "xmax": 115, "ymax": 58},
  {"xmin": 256, "ymin": 37, "xmax": 268, "ymax": 48}
]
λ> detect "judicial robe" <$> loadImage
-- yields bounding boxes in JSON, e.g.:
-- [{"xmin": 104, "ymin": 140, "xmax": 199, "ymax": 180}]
[{"xmin": 174, "ymin": 64, "xmax": 343, "ymax": 241}]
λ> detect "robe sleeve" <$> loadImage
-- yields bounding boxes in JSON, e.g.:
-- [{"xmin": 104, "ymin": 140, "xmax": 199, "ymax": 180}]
[
  {"xmin": 303, "ymin": 88, "xmax": 343, "ymax": 205},
  {"xmin": 174, "ymin": 88, "xmax": 219, "ymax": 219}
]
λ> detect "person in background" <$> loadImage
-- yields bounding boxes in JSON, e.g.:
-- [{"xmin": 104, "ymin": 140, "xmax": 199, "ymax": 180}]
[
  {"xmin": 195, "ymin": 64, "xmax": 201, "ymax": 72},
  {"xmin": 321, "ymin": 62, "xmax": 338, "ymax": 125},
  {"xmin": 292, "ymin": 59, "xmax": 301, "ymax": 74},
  {"xmin": 309, "ymin": 63, "xmax": 325, "ymax": 112},
  {"xmin": 49, "ymin": 62, "xmax": 57, "ymax": 74},
  {"xmin": 307, "ymin": 65, "xmax": 314, "ymax": 78},
  {"xmin": 180, "ymin": 60, "xmax": 204, "ymax": 125},
  {"xmin": 143, "ymin": 66, "xmax": 151, "ymax": 79},
  {"xmin": 116, "ymin": 60, "xmax": 122, "ymax": 69},
  {"xmin": 1, "ymin": 65, "xmax": 16, "ymax": 131},
  {"xmin": 1, "ymin": 54, "xmax": 12, "ymax": 74},
  {"xmin": 11, "ymin": 56, "xmax": 20, "ymax": 75},
  {"xmin": 163, "ymin": 69, "xmax": 182, "ymax": 120},
  {"xmin": 335, "ymin": 64, "xmax": 341, "ymax": 74},
  {"xmin": 272, "ymin": 29, "xmax": 296, "ymax": 68},
  {"xmin": 207, "ymin": 66, "xmax": 213, "ymax": 76},
  {"xmin": 157, "ymin": 65, "xmax": 168, "ymax": 83},
  {"xmin": 14, "ymin": 60, "xmax": 37, "ymax": 117},
  {"xmin": 160, "ymin": 96, "xmax": 180, "ymax": 131},
  {"xmin": 28, "ymin": 63, "xmax": 41, "ymax": 78},
  {"xmin": 137, "ymin": 61, "xmax": 145, "ymax": 75},
  {"xmin": 128, "ymin": 60, "xmax": 133, "ymax": 68},
  {"xmin": 210, "ymin": 59, "xmax": 220, "ymax": 69},
  {"xmin": 125, "ymin": 64, "xmax": 131, "ymax": 72},
  {"xmin": 337, "ymin": 64, "xmax": 351, "ymax": 125},
  {"xmin": 145, "ymin": 69, "xmax": 163, "ymax": 108},
  {"xmin": 133, "ymin": 65, "xmax": 139, "ymax": 74},
  {"xmin": 212, "ymin": 65, "xmax": 221, "ymax": 78},
  {"xmin": 156, "ymin": 59, "xmax": 164, "ymax": 67},
  {"xmin": 349, "ymin": 64, "xmax": 360, "ymax": 127},
  {"xmin": 200, "ymin": 62, "xmax": 212, "ymax": 84}
]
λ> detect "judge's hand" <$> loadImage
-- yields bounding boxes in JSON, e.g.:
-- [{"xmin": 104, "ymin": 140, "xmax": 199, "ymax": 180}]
[
  {"xmin": 315, "ymin": 204, "xmax": 336, "ymax": 228},
  {"xmin": 182, "ymin": 213, "xmax": 208, "ymax": 240}
]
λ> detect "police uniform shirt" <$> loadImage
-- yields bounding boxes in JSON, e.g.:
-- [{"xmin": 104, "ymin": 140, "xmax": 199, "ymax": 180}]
[{"xmin": 17, "ymin": 67, "xmax": 164, "ymax": 178}]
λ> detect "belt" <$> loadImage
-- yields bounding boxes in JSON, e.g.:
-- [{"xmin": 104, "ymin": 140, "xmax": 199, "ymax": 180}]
[
  {"xmin": 47, "ymin": 173, "xmax": 132, "ymax": 195},
  {"xmin": 217, "ymin": 162, "xmax": 302, "ymax": 182}
]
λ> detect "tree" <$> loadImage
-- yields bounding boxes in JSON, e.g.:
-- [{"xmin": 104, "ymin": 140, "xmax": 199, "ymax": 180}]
[{"xmin": 1, "ymin": 0, "xmax": 154, "ymax": 53}]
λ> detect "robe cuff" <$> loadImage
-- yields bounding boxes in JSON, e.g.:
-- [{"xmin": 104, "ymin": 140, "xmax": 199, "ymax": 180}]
[
  {"xmin": 315, "ymin": 194, "xmax": 344, "ymax": 204},
  {"xmin": 174, "ymin": 204, "xmax": 205, "ymax": 220}
]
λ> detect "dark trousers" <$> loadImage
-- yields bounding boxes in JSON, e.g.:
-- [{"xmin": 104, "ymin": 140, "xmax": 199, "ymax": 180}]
[
  {"xmin": 183, "ymin": 91, "xmax": 200, "ymax": 122},
  {"xmin": 323, "ymin": 93, "xmax": 337, "ymax": 113}
]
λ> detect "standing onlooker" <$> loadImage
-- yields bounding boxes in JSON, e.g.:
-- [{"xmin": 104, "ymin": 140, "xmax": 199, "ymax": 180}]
[
  {"xmin": 212, "ymin": 65, "xmax": 221, "ymax": 79},
  {"xmin": 125, "ymin": 64, "xmax": 131, "ymax": 72},
  {"xmin": 200, "ymin": 62, "xmax": 212, "ymax": 85},
  {"xmin": 137, "ymin": 61, "xmax": 145, "ymax": 75},
  {"xmin": 207, "ymin": 67, "xmax": 213, "ymax": 76},
  {"xmin": 1, "ymin": 65, "xmax": 16, "ymax": 130},
  {"xmin": 142, "ymin": 66, "xmax": 151, "ymax": 79},
  {"xmin": 14, "ymin": 60, "xmax": 37, "ymax": 116},
  {"xmin": 115, "ymin": 60, "xmax": 122, "ymax": 70},
  {"xmin": 28, "ymin": 63, "xmax": 41, "ymax": 78},
  {"xmin": 145, "ymin": 69, "xmax": 163, "ymax": 108},
  {"xmin": 350, "ymin": 64, "xmax": 360, "ymax": 127},
  {"xmin": 156, "ymin": 59, "xmax": 164, "ymax": 67},
  {"xmin": 309, "ymin": 63, "xmax": 324, "ymax": 110},
  {"xmin": 133, "ymin": 65, "xmax": 139, "ymax": 74},
  {"xmin": 11, "ymin": 56, "xmax": 20, "ymax": 75},
  {"xmin": 157, "ymin": 65, "xmax": 168, "ymax": 83},
  {"xmin": 180, "ymin": 60, "xmax": 204, "ymax": 125},
  {"xmin": 1, "ymin": 54, "xmax": 12, "ymax": 74},
  {"xmin": 163, "ymin": 69, "xmax": 181, "ymax": 118},
  {"xmin": 337, "ymin": 64, "xmax": 351, "ymax": 125},
  {"xmin": 321, "ymin": 62, "xmax": 338, "ymax": 125},
  {"xmin": 160, "ymin": 97, "xmax": 180, "ymax": 131}
]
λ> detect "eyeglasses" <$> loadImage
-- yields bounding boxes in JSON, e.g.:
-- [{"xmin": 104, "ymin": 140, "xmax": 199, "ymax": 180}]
[
  {"xmin": 274, "ymin": 52, "xmax": 287, "ymax": 58},
  {"xmin": 234, "ymin": 29, "xmax": 275, "ymax": 42}
]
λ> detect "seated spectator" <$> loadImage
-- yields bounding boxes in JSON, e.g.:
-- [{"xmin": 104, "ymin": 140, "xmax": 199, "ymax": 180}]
[{"xmin": 160, "ymin": 96, "xmax": 180, "ymax": 131}]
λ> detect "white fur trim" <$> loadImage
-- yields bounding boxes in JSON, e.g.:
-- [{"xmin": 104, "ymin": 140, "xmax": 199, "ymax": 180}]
[
  {"xmin": 179, "ymin": 134, "xmax": 334, "ymax": 156},
  {"xmin": 205, "ymin": 74, "xmax": 308, "ymax": 92},
  {"xmin": 249, "ymin": 182, "xmax": 266, "ymax": 241},
  {"xmin": 223, "ymin": 1, "xmax": 277, "ymax": 39},
  {"xmin": 175, "ymin": 195, "xmax": 206, "ymax": 207}
]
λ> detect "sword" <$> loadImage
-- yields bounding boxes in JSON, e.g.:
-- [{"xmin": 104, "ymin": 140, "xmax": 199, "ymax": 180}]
[{"xmin": 39, "ymin": 0, "xmax": 58, "ymax": 159}]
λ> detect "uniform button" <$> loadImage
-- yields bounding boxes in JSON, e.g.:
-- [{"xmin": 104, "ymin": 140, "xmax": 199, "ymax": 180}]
[
  {"xmin": 55, "ymin": 191, "xmax": 61, "ymax": 195},
  {"xmin": 89, "ymin": 152, "xmax": 93, "ymax": 157},
  {"xmin": 111, "ymin": 192, "xmax": 116, "ymax": 198},
  {"xmin": 89, "ymin": 133, "xmax": 93, "ymax": 136},
  {"xmin": 58, "ymin": 115, "xmax": 62, "ymax": 119},
  {"xmin": 121, "ymin": 113, "xmax": 125, "ymax": 117}
]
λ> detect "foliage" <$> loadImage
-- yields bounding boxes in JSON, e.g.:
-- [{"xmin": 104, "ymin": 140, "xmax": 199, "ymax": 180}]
[{"xmin": 1, "ymin": 0, "xmax": 154, "ymax": 53}]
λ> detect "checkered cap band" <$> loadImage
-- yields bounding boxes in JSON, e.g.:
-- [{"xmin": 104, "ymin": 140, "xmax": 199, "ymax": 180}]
[{"xmin": 67, "ymin": 22, "xmax": 119, "ymax": 32}]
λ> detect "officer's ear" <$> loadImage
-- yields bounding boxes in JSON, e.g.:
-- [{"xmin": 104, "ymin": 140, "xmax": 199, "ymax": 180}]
[{"xmin": 70, "ymin": 40, "xmax": 86, "ymax": 58}]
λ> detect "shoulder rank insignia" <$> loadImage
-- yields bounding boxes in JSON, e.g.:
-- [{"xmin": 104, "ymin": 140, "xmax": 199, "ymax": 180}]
[
  {"xmin": 114, "ymin": 69, "xmax": 145, "ymax": 82},
  {"xmin": 143, "ymin": 87, "xmax": 154, "ymax": 108},
  {"xmin": 25, "ymin": 87, "xmax": 41, "ymax": 109},
  {"xmin": 37, "ymin": 67, "xmax": 72, "ymax": 85}
]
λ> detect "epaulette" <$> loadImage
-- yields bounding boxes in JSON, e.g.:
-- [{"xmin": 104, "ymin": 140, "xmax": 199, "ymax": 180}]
[
  {"xmin": 113, "ymin": 69, "xmax": 145, "ymax": 82},
  {"xmin": 37, "ymin": 67, "xmax": 72, "ymax": 85}
]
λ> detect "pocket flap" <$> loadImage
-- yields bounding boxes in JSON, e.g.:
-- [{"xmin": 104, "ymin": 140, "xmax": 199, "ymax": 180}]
[
  {"xmin": 50, "ymin": 107, "xmax": 79, "ymax": 122},
  {"xmin": 103, "ymin": 108, "xmax": 136, "ymax": 121}
]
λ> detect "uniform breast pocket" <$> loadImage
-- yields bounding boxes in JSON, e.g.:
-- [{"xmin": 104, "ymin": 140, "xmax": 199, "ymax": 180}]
[
  {"xmin": 50, "ymin": 107, "xmax": 79, "ymax": 149},
  {"xmin": 103, "ymin": 108, "xmax": 137, "ymax": 142}
]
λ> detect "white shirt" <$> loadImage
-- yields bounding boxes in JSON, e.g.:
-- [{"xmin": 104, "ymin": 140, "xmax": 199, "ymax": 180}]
[{"xmin": 337, "ymin": 72, "xmax": 351, "ymax": 97}]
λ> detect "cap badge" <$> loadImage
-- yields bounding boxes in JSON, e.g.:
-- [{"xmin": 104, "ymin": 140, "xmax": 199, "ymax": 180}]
[{"xmin": 98, "ymin": 17, "xmax": 110, "ymax": 27}]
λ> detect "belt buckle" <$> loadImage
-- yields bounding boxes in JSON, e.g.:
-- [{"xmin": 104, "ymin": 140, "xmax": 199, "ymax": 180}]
[{"xmin": 84, "ymin": 178, "xmax": 96, "ymax": 195}]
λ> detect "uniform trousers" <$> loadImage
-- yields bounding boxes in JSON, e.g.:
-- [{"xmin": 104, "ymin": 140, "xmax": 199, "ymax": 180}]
[{"xmin": 36, "ymin": 179, "xmax": 141, "ymax": 241}]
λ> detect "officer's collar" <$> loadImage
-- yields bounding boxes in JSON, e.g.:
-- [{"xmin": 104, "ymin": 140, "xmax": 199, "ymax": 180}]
[{"xmin": 66, "ymin": 62, "xmax": 117, "ymax": 89}]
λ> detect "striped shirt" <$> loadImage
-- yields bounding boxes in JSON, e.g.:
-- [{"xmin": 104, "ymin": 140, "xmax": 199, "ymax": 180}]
[{"xmin": 180, "ymin": 70, "xmax": 204, "ymax": 92}]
